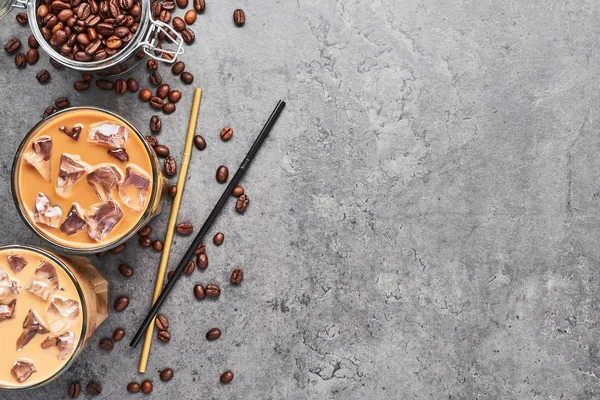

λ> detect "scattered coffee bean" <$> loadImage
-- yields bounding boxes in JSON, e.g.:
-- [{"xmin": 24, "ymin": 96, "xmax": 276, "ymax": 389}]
[
  {"xmin": 184, "ymin": 10, "xmax": 196, "ymax": 24},
  {"xmin": 28, "ymin": 35, "xmax": 39, "ymax": 49},
  {"xmin": 68, "ymin": 382, "xmax": 81, "ymax": 398},
  {"xmin": 176, "ymin": 222, "xmax": 193, "ymax": 235},
  {"xmin": 180, "ymin": 71, "xmax": 194, "ymax": 84},
  {"xmin": 16, "ymin": 12, "xmax": 27, "ymax": 24},
  {"xmin": 127, "ymin": 382, "xmax": 140, "ymax": 393},
  {"xmin": 82, "ymin": 72, "xmax": 93, "ymax": 81},
  {"xmin": 145, "ymin": 135, "xmax": 158, "ymax": 147},
  {"xmin": 15, "ymin": 53, "xmax": 26, "ymax": 68},
  {"xmin": 168, "ymin": 90, "xmax": 181, "ymax": 103},
  {"xmin": 181, "ymin": 27, "xmax": 195, "ymax": 43},
  {"xmin": 115, "ymin": 79, "xmax": 127, "ymax": 94},
  {"xmin": 26, "ymin": 48, "xmax": 39, "ymax": 65},
  {"xmin": 152, "ymin": 240, "xmax": 164, "ymax": 251},
  {"xmin": 127, "ymin": 78, "xmax": 139, "ymax": 92},
  {"xmin": 43, "ymin": 106, "xmax": 57, "ymax": 118},
  {"xmin": 150, "ymin": 115, "xmax": 162, "ymax": 133},
  {"xmin": 162, "ymin": 1, "xmax": 175, "ymax": 10},
  {"xmin": 194, "ymin": 243, "xmax": 206, "ymax": 254},
  {"xmin": 99, "ymin": 338, "xmax": 113, "ymax": 351},
  {"xmin": 156, "ymin": 315, "xmax": 169, "ymax": 330},
  {"xmin": 184, "ymin": 260, "xmax": 195, "ymax": 275},
  {"xmin": 233, "ymin": 9, "xmax": 245, "ymax": 26},
  {"xmin": 154, "ymin": 144, "xmax": 169, "ymax": 157},
  {"xmin": 156, "ymin": 83, "xmax": 170, "ymax": 98},
  {"xmin": 112, "ymin": 328, "xmax": 125, "ymax": 341},
  {"xmin": 220, "ymin": 370, "xmax": 234, "ymax": 384},
  {"xmin": 220, "ymin": 126, "xmax": 233, "ymax": 141},
  {"xmin": 139, "ymin": 225, "xmax": 152, "ymax": 236},
  {"xmin": 232, "ymin": 185, "xmax": 244, "ymax": 197},
  {"xmin": 168, "ymin": 185, "xmax": 177, "ymax": 197},
  {"xmin": 118, "ymin": 263, "xmax": 133, "ymax": 277},
  {"xmin": 74, "ymin": 80, "xmax": 90, "ymax": 91},
  {"xmin": 86, "ymin": 382, "xmax": 101, "ymax": 396},
  {"xmin": 162, "ymin": 102, "xmax": 176, "ymax": 114},
  {"xmin": 176, "ymin": 0, "xmax": 187, "ymax": 7},
  {"xmin": 108, "ymin": 148, "xmax": 129, "ymax": 162},
  {"xmin": 139, "ymin": 236, "xmax": 152, "ymax": 247},
  {"xmin": 141, "ymin": 380, "xmax": 153, "ymax": 394},
  {"xmin": 193, "ymin": 0, "xmax": 205, "ymax": 12},
  {"xmin": 171, "ymin": 61, "xmax": 185, "ymax": 75},
  {"xmin": 157, "ymin": 330, "xmax": 170, "ymax": 342},
  {"xmin": 49, "ymin": 58, "xmax": 62, "ymax": 69},
  {"xmin": 236, "ymin": 194, "xmax": 249, "ymax": 213},
  {"xmin": 55, "ymin": 97, "xmax": 70, "ymax": 108},
  {"xmin": 206, "ymin": 328, "xmax": 221, "ymax": 340},
  {"xmin": 160, "ymin": 368, "xmax": 174, "ymax": 381},
  {"xmin": 150, "ymin": 96, "xmax": 164, "ymax": 109},
  {"xmin": 96, "ymin": 79, "xmax": 114, "ymax": 90},
  {"xmin": 147, "ymin": 59, "xmax": 158, "ymax": 70},
  {"xmin": 216, "ymin": 165, "xmax": 229, "ymax": 183},
  {"xmin": 4, "ymin": 38, "xmax": 20, "ymax": 53},
  {"xmin": 193, "ymin": 284, "xmax": 206, "ymax": 299},
  {"xmin": 164, "ymin": 156, "xmax": 177, "ymax": 176},
  {"xmin": 109, "ymin": 243, "xmax": 126, "ymax": 254},
  {"xmin": 213, "ymin": 232, "xmax": 224, "ymax": 246},
  {"xmin": 36, "ymin": 69, "xmax": 50, "ymax": 83},
  {"xmin": 205, "ymin": 284, "xmax": 220, "ymax": 297},
  {"xmin": 173, "ymin": 16, "xmax": 186, "ymax": 32},
  {"xmin": 167, "ymin": 270, "xmax": 176, "ymax": 280},
  {"xmin": 230, "ymin": 268, "xmax": 243, "ymax": 284},
  {"xmin": 140, "ymin": 88, "xmax": 152, "ymax": 101},
  {"xmin": 196, "ymin": 252, "xmax": 208, "ymax": 269},
  {"xmin": 193, "ymin": 135, "xmax": 206, "ymax": 150},
  {"xmin": 149, "ymin": 71, "xmax": 162, "ymax": 86},
  {"xmin": 114, "ymin": 296, "xmax": 129, "ymax": 312}
]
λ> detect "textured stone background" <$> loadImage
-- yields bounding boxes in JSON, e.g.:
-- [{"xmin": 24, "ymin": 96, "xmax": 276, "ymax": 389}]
[{"xmin": 1, "ymin": 0, "xmax": 599, "ymax": 399}]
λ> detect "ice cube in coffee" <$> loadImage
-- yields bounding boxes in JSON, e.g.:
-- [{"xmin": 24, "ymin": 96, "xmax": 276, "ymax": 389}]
[{"xmin": 12, "ymin": 108, "xmax": 166, "ymax": 253}]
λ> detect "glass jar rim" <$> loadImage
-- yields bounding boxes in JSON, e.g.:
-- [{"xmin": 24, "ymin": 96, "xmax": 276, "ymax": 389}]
[
  {"xmin": 0, "ymin": 244, "xmax": 88, "ymax": 391},
  {"xmin": 11, "ymin": 106, "xmax": 162, "ymax": 254}
]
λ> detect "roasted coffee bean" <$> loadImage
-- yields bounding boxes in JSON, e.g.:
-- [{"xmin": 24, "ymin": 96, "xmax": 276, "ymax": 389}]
[
  {"xmin": 74, "ymin": 80, "xmax": 90, "ymax": 91},
  {"xmin": 162, "ymin": 103, "xmax": 175, "ymax": 114},
  {"xmin": 57, "ymin": 9, "xmax": 73, "ymax": 22},
  {"xmin": 114, "ymin": 295, "xmax": 129, "ymax": 311},
  {"xmin": 167, "ymin": 270, "xmax": 176, "ymax": 280},
  {"xmin": 152, "ymin": 240, "xmax": 164, "ymax": 251},
  {"xmin": 112, "ymin": 328, "xmax": 125, "ymax": 341},
  {"xmin": 172, "ymin": 16, "xmax": 185, "ymax": 32},
  {"xmin": 236, "ymin": 194, "xmax": 249, "ymax": 213},
  {"xmin": 213, "ymin": 232, "xmax": 224, "ymax": 246},
  {"xmin": 120, "ymin": 0, "xmax": 133, "ymax": 10},
  {"xmin": 150, "ymin": 115, "xmax": 162, "ymax": 133},
  {"xmin": 168, "ymin": 90, "xmax": 181, "ymax": 103},
  {"xmin": 193, "ymin": 284, "xmax": 206, "ymax": 299},
  {"xmin": 160, "ymin": 368, "xmax": 174, "ymax": 382},
  {"xmin": 232, "ymin": 185, "xmax": 244, "ymax": 197},
  {"xmin": 233, "ymin": 8, "xmax": 245, "ymax": 26},
  {"xmin": 181, "ymin": 27, "xmax": 195, "ymax": 43},
  {"xmin": 28, "ymin": 35, "xmax": 39, "ymax": 49},
  {"xmin": 114, "ymin": 26, "xmax": 130, "ymax": 38},
  {"xmin": 127, "ymin": 382, "xmax": 140, "ymax": 393},
  {"xmin": 16, "ymin": 12, "xmax": 28, "ymax": 24},
  {"xmin": 216, "ymin": 165, "xmax": 229, "ymax": 183},
  {"xmin": 220, "ymin": 370, "xmax": 234, "ymax": 384},
  {"xmin": 220, "ymin": 126, "xmax": 233, "ymax": 141},
  {"xmin": 196, "ymin": 252, "xmax": 208, "ymax": 269},
  {"xmin": 184, "ymin": 260, "xmax": 195, "ymax": 275},
  {"xmin": 176, "ymin": 222, "xmax": 193, "ymax": 235},
  {"xmin": 184, "ymin": 9, "xmax": 196, "ymax": 24},
  {"xmin": 149, "ymin": 71, "xmax": 162, "ymax": 85},
  {"xmin": 55, "ymin": 97, "xmax": 70, "ymax": 108},
  {"xmin": 206, "ymin": 284, "xmax": 220, "ymax": 297},
  {"xmin": 127, "ymin": 77, "xmax": 138, "ymax": 92},
  {"xmin": 161, "ymin": 1, "xmax": 175, "ymax": 10},
  {"xmin": 171, "ymin": 61, "xmax": 184, "ymax": 74},
  {"xmin": 168, "ymin": 185, "xmax": 177, "ymax": 197},
  {"xmin": 157, "ymin": 330, "xmax": 170, "ymax": 342},
  {"xmin": 86, "ymin": 382, "xmax": 101, "ymax": 396},
  {"xmin": 106, "ymin": 35, "xmax": 122, "ymax": 49},
  {"xmin": 154, "ymin": 144, "xmax": 169, "ymax": 157},
  {"xmin": 36, "ymin": 69, "xmax": 50, "ymax": 83},
  {"xmin": 230, "ymin": 268, "xmax": 243, "ymax": 284},
  {"xmin": 156, "ymin": 83, "xmax": 170, "ymax": 98},
  {"xmin": 150, "ymin": 96, "xmax": 164, "ymax": 109},
  {"xmin": 26, "ymin": 48, "xmax": 39, "ymax": 65},
  {"xmin": 193, "ymin": 0, "xmax": 205, "ymax": 13},
  {"xmin": 206, "ymin": 328, "xmax": 221, "ymax": 340},
  {"xmin": 147, "ymin": 59, "xmax": 158, "ymax": 70},
  {"xmin": 108, "ymin": 148, "xmax": 129, "ymax": 162},
  {"xmin": 14, "ymin": 53, "xmax": 26, "ymax": 68},
  {"xmin": 159, "ymin": 9, "xmax": 171, "ymax": 23},
  {"xmin": 180, "ymin": 71, "xmax": 194, "ymax": 84},
  {"xmin": 96, "ymin": 79, "xmax": 113, "ymax": 90},
  {"xmin": 4, "ymin": 38, "xmax": 21, "ymax": 54},
  {"xmin": 43, "ymin": 106, "xmax": 57, "ymax": 118},
  {"xmin": 113, "ymin": 79, "xmax": 126, "ymax": 94},
  {"xmin": 145, "ymin": 135, "xmax": 158, "ymax": 147},
  {"xmin": 68, "ymin": 382, "xmax": 81, "ymax": 398},
  {"xmin": 164, "ymin": 156, "xmax": 177, "ymax": 176},
  {"xmin": 110, "ymin": 243, "xmax": 126, "ymax": 254},
  {"xmin": 118, "ymin": 263, "xmax": 133, "ymax": 277},
  {"xmin": 139, "ymin": 236, "xmax": 152, "ymax": 247},
  {"xmin": 139, "ymin": 88, "xmax": 152, "ymax": 101},
  {"xmin": 50, "ymin": 30, "xmax": 68, "ymax": 47},
  {"xmin": 99, "ymin": 338, "xmax": 113, "ymax": 351},
  {"xmin": 193, "ymin": 135, "xmax": 206, "ymax": 150},
  {"xmin": 138, "ymin": 225, "xmax": 152, "ymax": 236},
  {"xmin": 176, "ymin": 0, "xmax": 187, "ymax": 7},
  {"xmin": 156, "ymin": 314, "xmax": 169, "ymax": 330},
  {"xmin": 37, "ymin": 4, "xmax": 49, "ymax": 17},
  {"xmin": 141, "ymin": 380, "xmax": 153, "ymax": 394},
  {"xmin": 151, "ymin": 1, "xmax": 161, "ymax": 17}
]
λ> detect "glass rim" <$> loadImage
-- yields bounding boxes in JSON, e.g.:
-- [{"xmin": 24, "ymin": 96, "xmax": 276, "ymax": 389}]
[
  {"xmin": 11, "ymin": 106, "xmax": 162, "ymax": 255},
  {"xmin": 0, "ymin": 244, "xmax": 88, "ymax": 391}
]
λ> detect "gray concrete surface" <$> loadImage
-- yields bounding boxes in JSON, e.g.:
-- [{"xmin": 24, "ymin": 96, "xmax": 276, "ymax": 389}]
[{"xmin": 0, "ymin": 0, "xmax": 599, "ymax": 398}]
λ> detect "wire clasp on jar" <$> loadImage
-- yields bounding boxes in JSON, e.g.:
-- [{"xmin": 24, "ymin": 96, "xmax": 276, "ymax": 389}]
[{"xmin": 140, "ymin": 19, "xmax": 185, "ymax": 64}]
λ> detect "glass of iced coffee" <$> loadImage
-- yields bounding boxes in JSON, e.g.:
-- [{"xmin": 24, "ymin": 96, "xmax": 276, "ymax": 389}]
[
  {"xmin": 12, "ymin": 107, "xmax": 167, "ymax": 254},
  {"xmin": 0, "ymin": 245, "xmax": 108, "ymax": 391}
]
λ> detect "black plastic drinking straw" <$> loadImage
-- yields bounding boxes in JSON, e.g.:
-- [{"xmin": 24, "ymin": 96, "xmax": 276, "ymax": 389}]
[{"xmin": 131, "ymin": 100, "xmax": 286, "ymax": 348}]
